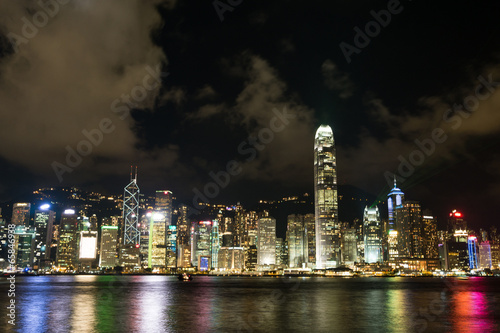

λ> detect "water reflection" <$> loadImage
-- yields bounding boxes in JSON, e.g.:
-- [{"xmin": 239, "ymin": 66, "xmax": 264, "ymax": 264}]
[
  {"xmin": 451, "ymin": 289, "xmax": 497, "ymax": 332},
  {"xmin": 1, "ymin": 276, "xmax": 499, "ymax": 332}
]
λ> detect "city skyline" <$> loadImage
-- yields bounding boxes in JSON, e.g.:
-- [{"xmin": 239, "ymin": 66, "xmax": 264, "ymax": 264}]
[{"xmin": 0, "ymin": 1, "xmax": 499, "ymax": 235}]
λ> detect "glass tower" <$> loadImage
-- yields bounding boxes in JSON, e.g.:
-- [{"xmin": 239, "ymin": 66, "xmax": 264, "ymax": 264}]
[
  {"xmin": 363, "ymin": 206, "xmax": 382, "ymax": 263},
  {"xmin": 314, "ymin": 124, "xmax": 339, "ymax": 268},
  {"xmin": 123, "ymin": 167, "xmax": 140, "ymax": 246}
]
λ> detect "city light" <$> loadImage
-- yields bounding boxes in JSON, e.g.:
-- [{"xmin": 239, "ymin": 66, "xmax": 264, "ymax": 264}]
[
  {"xmin": 39, "ymin": 204, "xmax": 50, "ymax": 210},
  {"xmin": 63, "ymin": 209, "xmax": 75, "ymax": 215}
]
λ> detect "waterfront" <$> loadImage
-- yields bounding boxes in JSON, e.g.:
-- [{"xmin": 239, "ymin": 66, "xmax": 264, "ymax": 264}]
[{"xmin": 1, "ymin": 276, "xmax": 499, "ymax": 332}]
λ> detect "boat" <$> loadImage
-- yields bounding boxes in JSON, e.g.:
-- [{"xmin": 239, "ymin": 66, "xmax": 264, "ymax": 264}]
[{"xmin": 178, "ymin": 273, "xmax": 193, "ymax": 281}]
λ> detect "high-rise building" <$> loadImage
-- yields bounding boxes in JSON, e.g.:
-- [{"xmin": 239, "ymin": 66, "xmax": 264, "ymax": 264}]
[
  {"xmin": 490, "ymin": 243, "xmax": 500, "ymax": 269},
  {"xmin": 245, "ymin": 245, "xmax": 258, "ymax": 271},
  {"xmin": 363, "ymin": 206, "xmax": 382, "ymax": 263},
  {"xmin": 123, "ymin": 168, "xmax": 140, "ymax": 247},
  {"xmin": 56, "ymin": 209, "xmax": 79, "ymax": 270},
  {"xmin": 468, "ymin": 236, "xmax": 478, "ymax": 270},
  {"xmin": 387, "ymin": 179, "xmax": 404, "ymax": 261},
  {"xmin": 304, "ymin": 214, "xmax": 315, "ymax": 265},
  {"xmin": 422, "ymin": 212, "xmax": 438, "ymax": 259},
  {"xmin": 12, "ymin": 203, "xmax": 31, "ymax": 226},
  {"xmin": 448, "ymin": 210, "xmax": 467, "ymax": 233},
  {"xmin": 177, "ymin": 205, "xmax": 191, "ymax": 268},
  {"xmin": 399, "ymin": 201, "xmax": 423, "ymax": 258},
  {"xmin": 33, "ymin": 204, "xmax": 55, "ymax": 269},
  {"xmin": 150, "ymin": 190, "xmax": 173, "ymax": 269},
  {"xmin": 99, "ymin": 226, "xmax": 118, "ymax": 268},
  {"xmin": 478, "ymin": 242, "xmax": 492, "ymax": 269},
  {"xmin": 341, "ymin": 228, "xmax": 358, "ymax": 265},
  {"xmin": 257, "ymin": 217, "xmax": 276, "ymax": 267},
  {"xmin": 218, "ymin": 247, "xmax": 245, "ymax": 271},
  {"xmin": 79, "ymin": 230, "xmax": 98, "ymax": 271},
  {"xmin": 13, "ymin": 225, "xmax": 36, "ymax": 268},
  {"xmin": 166, "ymin": 225, "xmax": 177, "ymax": 268},
  {"xmin": 314, "ymin": 124, "xmax": 339, "ymax": 269},
  {"xmin": 287, "ymin": 214, "xmax": 306, "ymax": 268},
  {"xmin": 191, "ymin": 221, "xmax": 213, "ymax": 269}
]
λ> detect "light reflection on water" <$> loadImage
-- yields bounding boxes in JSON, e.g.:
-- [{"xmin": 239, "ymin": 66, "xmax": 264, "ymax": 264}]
[{"xmin": 1, "ymin": 276, "xmax": 499, "ymax": 332}]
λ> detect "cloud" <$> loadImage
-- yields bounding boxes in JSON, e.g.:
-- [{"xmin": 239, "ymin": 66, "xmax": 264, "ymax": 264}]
[
  {"xmin": 0, "ymin": 0, "xmax": 177, "ymax": 184},
  {"xmin": 196, "ymin": 85, "xmax": 217, "ymax": 100},
  {"xmin": 226, "ymin": 54, "xmax": 316, "ymax": 186},
  {"xmin": 341, "ymin": 67, "xmax": 500, "ymax": 193},
  {"xmin": 321, "ymin": 59, "xmax": 354, "ymax": 99}
]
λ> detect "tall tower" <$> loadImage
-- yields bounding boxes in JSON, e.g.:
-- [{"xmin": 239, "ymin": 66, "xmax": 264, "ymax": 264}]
[
  {"xmin": 314, "ymin": 124, "xmax": 339, "ymax": 269},
  {"xmin": 123, "ymin": 167, "xmax": 140, "ymax": 246},
  {"xmin": 387, "ymin": 178, "xmax": 404, "ymax": 262},
  {"xmin": 363, "ymin": 206, "xmax": 382, "ymax": 263}
]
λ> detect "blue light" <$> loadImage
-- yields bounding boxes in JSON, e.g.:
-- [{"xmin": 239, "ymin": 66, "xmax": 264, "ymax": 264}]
[{"xmin": 40, "ymin": 204, "xmax": 50, "ymax": 210}]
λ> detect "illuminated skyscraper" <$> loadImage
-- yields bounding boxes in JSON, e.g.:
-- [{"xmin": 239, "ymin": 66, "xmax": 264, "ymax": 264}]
[
  {"xmin": 123, "ymin": 167, "xmax": 140, "ymax": 246},
  {"xmin": 363, "ymin": 206, "xmax": 382, "ymax": 263},
  {"xmin": 56, "ymin": 209, "xmax": 79, "ymax": 270},
  {"xmin": 468, "ymin": 236, "xmax": 478, "ymax": 270},
  {"xmin": 12, "ymin": 203, "xmax": 31, "ymax": 226},
  {"xmin": 13, "ymin": 225, "xmax": 36, "ymax": 268},
  {"xmin": 99, "ymin": 226, "xmax": 118, "ymax": 268},
  {"xmin": 33, "ymin": 204, "xmax": 55, "ymax": 268},
  {"xmin": 422, "ymin": 211, "xmax": 438, "ymax": 259},
  {"xmin": 478, "ymin": 242, "xmax": 492, "ymax": 269},
  {"xmin": 387, "ymin": 179, "xmax": 404, "ymax": 261},
  {"xmin": 150, "ymin": 190, "xmax": 173, "ymax": 268},
  {"xmin": 341, "ymin": 228, "xmax": 358, "ymax": 265},
  {"xmin": 314, "ymin": 124, "xmax": 339, "ymax": 268},
  {"xmin": 177, "ymin": 204, "xmax": 191, "ymax": 268},
  {"xmin": 287, "ymin": 214, "xmax": 307, "ymax": 268},
  {"xmin": 448, "ymin": 210, "xmax": 467, "ymax": 233},
  {"xmin": 400, "ymin": 201, "xmax": 423, "ymax": 258},
  {"xmin": 191, "ymin": 221, "xmax": 213, "ymax": 269},
  {"xmin": 257, "ymin": 217, "xmax": 276, "ymax": 267}
]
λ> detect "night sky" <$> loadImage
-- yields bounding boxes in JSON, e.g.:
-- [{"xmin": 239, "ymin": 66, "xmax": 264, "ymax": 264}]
[{"xmin": 1, "ymin": 0, "xmax": 500, "ymax": 230}]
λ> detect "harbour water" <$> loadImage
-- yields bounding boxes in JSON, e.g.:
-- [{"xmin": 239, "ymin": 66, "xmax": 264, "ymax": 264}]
[{"xmin": 1, "ymin": 275, "xmax": 499, "ymax": 332}]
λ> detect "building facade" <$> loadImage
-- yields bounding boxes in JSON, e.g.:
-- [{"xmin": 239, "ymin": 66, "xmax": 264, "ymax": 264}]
[{"xmin": 314, "ymin": 124, "xmax": 339, "ymax": 268}]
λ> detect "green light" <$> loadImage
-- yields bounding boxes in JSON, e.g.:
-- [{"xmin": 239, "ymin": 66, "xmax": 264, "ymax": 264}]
[{"xmin": 101, "ymin": 226, "xmax": 118, "ymax": 230}]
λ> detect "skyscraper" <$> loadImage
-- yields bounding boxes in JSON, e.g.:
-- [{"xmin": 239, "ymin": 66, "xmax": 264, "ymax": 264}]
[
  {"xmin": 387, "ymin": 179, "xmax": 404, "ymax": 261},
  {"xmin": 287, "ymin": 214, "xmax": 306, "ymax": 268},
  {"xmin": 56, "ymin": 209, "xmax": 79, "ymax": 270},
  {"xmin": 314, "ymin": 124, "xmax": 339, "ymax": 269},
  {"xmin": 422, "ymin": 211, "xmax": 438, "ymax": 259},
  {"xmin": 33, "ymin": 204, "xmax": 55, "ymax": 268},
  {"xmin": 363, "ymin": 206, "xmax": 382, "ymax": 263},
  {"xmin": 99, "ymin": 226, "xmax": 118, "ymax": 268},
  {"xmin": 401, "ymin": 201, "xmax": 423, "ymax": 258},
  {"xmin": 12, "ymin": 203, "xmax": 31, "ymax": 226},
  {"xmin": 176, "ymin": 204, "xmax": 191, "ymax": 268},
  {"xmin": 257, "ymin": 217, "xmax": 276, "ymax": 267},
  {"xmin": 341, "ymin": 228, "xmax": 358, "ymax": 265},
  {"xmin": 123, "ymin": 167, "xmax": 140, "ymax": 246}
]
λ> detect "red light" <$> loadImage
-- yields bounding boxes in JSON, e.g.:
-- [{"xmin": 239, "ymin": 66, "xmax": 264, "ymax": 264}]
[
  {"xmin": 135, "ymin": 244, "xmax": 140, "ymax": 248},
  {"xmin": 454, "ymin": 212, "xmax": 462, "ymax": 217}
]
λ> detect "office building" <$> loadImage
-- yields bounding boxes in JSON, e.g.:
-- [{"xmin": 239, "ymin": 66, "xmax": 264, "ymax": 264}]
[
  {"xmin": 33, "ymin": 204, "xmax": 55, "ymax": 269},
  {"xmin": 56, "ymin": 209, "xmax": 79, "ymax": 270},
  {"xmin": 422, "ymin": 212, "xmax": 438, "ymax": 259},
  {"xmin": 257, "ymin": 217, "xmax": 276, "ymax": 267},
  {"xmin": 314, "ymin": 124, "xmax": 339, "ymax": 268},
  {"xmin": 12, "ymin": 203, "xmax": 31, "ymax": 226},
  {"xmin": 99, "ymin": 226, "xmax": 118, "ymax": 268},
  {"xmin": 363, "ymin": 206, "xmax": 382, "ymax": 263},
  {"xmin": 177, "ymin": 204, "xmax": 191, "ymax": 268}
]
